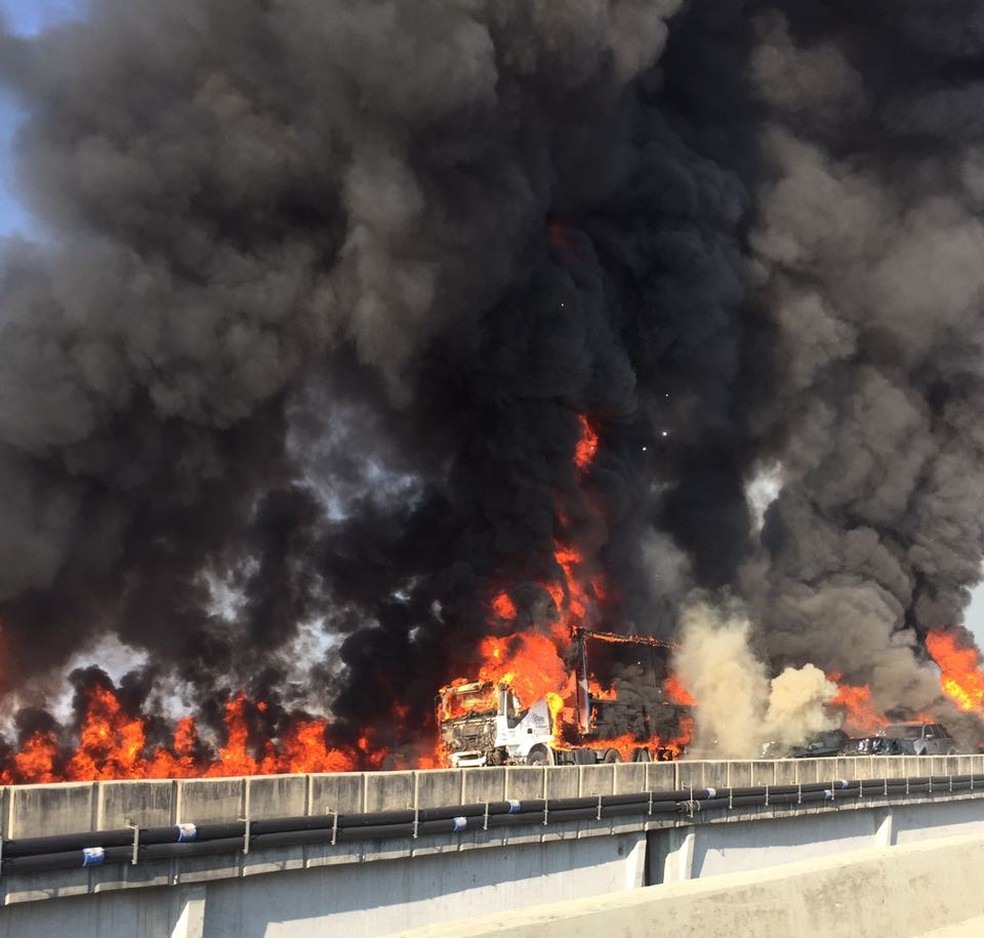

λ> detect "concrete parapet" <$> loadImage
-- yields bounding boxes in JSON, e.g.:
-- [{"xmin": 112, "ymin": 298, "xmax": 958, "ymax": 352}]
[
  {"xmin": 503, "ymin": 767, "xmax": 546, "ymax": 801},
  {"xmin": 461, "ymin": 767, "xmax": 506, "ymax": 805},
  {"xmin": 725, "ymin": 761, "xmax": 752, "ymax": 787},
  {"xmin": 802, "ymin": 756, "xmax": 837, "ymax": 783},
  {"xmin": 366, "ymin": 771, "xmax": 415, "ymax": 812},
  {"xmin": 98, "ymin": 779, "xmax": 173, "ymax": 830},
  {"xmin": 612, "ymin": 763, "xmax": 646, "ymax": 794},
  {"xmin": 245, "ymin": 775, "xmax": 305, "ymax": 819},
  {"xmin": 544, "ymin": 768, "xmax": 577, "ymax": 800},
  {"xmin": 643, "ymin": 761, "xmax": 675, "ymax": 791},
  {"xmin": 415, "ymin": 770, "xmax": 463, "ymax": 809},
  {"xmin": 308, "ymin": 771, "xmax": 364, "ymax": 814},
  {"xmin": 393, "ymin": 832, "xmax": 984, "ymax": 938},
  {"xmin": 699, "ymin": 761, "xmax": 730, "ymax": 790},
  {"xmin": 8, "ymin": 783, "xmax": 95, "ymax": 838},
  {"xmin": 772, "ymin": 760, "xmax": 797, "ymax": 784},
  {"xmin": 576, "ymin": 764, "xmax": 615, "ymax": 796},
  {"xmin": 0, "ymin": 755, "xmax": 982, "ymax": 843},
  {"xmin": 674, "ymin": 760, "xmax": 704, "ymax": 789},
  {"xmin": 749, "ymin": 760, "xmax": 776, "ymax": 786},
  {"xmin": 175, "ymin": 778, "xmax": 242, "ymax": 825},
  {"xmin": 848, "ymin": 756, "xmax": 876, "ymax": 779}
]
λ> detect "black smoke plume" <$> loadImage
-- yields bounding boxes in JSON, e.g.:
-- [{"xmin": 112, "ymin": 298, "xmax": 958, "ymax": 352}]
[{"xmin": 1, "ymin": 0, "xmax": 983, "ymax": 759}]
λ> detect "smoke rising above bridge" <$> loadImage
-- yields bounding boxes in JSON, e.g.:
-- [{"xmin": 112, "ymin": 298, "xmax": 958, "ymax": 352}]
[{"xmin": 1, "ymin": 0, "xmax": 984, "ymax": 771}]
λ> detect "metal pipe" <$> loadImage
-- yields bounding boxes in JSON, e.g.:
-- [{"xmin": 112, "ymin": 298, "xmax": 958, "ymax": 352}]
[{"xmin": 2, "ymin": 773, "xmax": 979, "ymax": 876}]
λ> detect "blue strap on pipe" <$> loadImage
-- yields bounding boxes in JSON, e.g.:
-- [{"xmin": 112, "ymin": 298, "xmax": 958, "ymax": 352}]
[{"xmin": 82, "ymin": 847, "xmax": 105, "ymax": 867}]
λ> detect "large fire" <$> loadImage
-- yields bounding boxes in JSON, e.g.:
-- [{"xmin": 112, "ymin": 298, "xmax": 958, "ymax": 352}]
[
  {"xmin": 436, "ymin": 414, "xmax": 694, "ymax": 765},
  {"xmin": 475, "ymin": 633, "xmax": 569, "ymax": 707},
  {"xmin": 828, "ymin": 676, "xmax": 888, "ymax": 737},
  {"xmin": 0, "ymin": 684, "xmax": 388, "ymax": 785},
  {"xmin": 6, "ymin": 415, "xmax": 981, "ymax": 785},
  {"xmin": 926, "ymin": 629, "xmax": 984, "ymax": 713}
]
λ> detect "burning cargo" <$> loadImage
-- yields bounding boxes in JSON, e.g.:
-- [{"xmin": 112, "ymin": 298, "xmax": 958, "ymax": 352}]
[{"xmin": 437, "ymin": 628, "xmax": 692, "ymax": 767}]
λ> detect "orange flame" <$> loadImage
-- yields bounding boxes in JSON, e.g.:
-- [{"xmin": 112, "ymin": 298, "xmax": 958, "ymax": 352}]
[
  {"xmin": 0, "ymin": 407, "xmax": 693, "ymax": 784},
  {"xmin": 926, "ymin": 630, "xmax": 984, "ymax": 713},
  {"xmin": 663, "ymin": 675, "xmax": 696, "ymax": 707},
  {"xmin": 0, "ymin": 683, "xmax": 386, "ymax": 784},
  {"xmin": 587, "ymin": 675, "xmax": 618, "ymax": 702},
  {"xmin": 574, "ymin": 415, "xmax": 599, "ymax": 473},
  {"xmin": 1, "ymin": 732, "xmax": 59, "ymax": 785},
  {"xmin": 491, "ymin": 591, "xmax": 518, "ymax": 620},
  {"xmin": 829, "ymin": 674, "xmax": 888, "ymax": 736},
  {"xmin": 477, "ymin": 633, "xmax": 569, "ymax": 706},
  {"xmin": 553, "ymin": 542, "xmax": 596, "ymax": 633},
  {"xmin": 437, "ymin": 410, "xmax": 693, "ymax": 766}
]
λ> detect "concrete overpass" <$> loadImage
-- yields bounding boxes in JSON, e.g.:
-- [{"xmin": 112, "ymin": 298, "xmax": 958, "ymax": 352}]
[
  {"xmin": 0, "ymin": 755, "xmax": 982, "ymax": 937},
  {"xmin": 393, "ymin": 832, "xmax": 984, "ymax": 938}
]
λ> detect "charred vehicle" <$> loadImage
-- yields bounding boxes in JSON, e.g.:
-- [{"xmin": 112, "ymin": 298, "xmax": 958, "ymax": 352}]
[
  {"xmin": 437, "ymin": 629, "xmax": 691, "ymax": 767},
  {"xmin": 436, "ymin": 680, "xmax": 558, "ymax": 767},
  {"xmin": 789, "ymin": 729, "xmax": 852, "ymax": 758},
  {"xmin": 842, "ymin": 735, "xmax": 908, "ymax": 756},
  {"xmin": 874, "ymin": 722, "xmax": 957, "ymax": 756},
  {"xmin": 842, "ymin": 722, "xmax": 958, "ymax": 756},
  {"xmin": 761, "ymin": 729, "xmax": 852, "ymax": 759}
]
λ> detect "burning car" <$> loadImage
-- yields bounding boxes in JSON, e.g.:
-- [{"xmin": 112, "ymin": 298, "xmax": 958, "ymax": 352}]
[
  {"xmin": 872, "ymin": 722, "xmax": 958, "ymax": 756},
  {"xmin": 842, "ymin": 735, "xmax": 909, "ymax": 756},
  {"xmin": 788, "ymin": 729, "xmax": 853, "ymax": 759},
  {"xmin": 761, "ymin": 729, "xmax": 852, "ymax": 759}
]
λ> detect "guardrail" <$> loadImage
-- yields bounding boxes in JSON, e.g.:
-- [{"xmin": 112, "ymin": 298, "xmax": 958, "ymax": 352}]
[{"xmin": 4, "ymin": 773, "xmax": 981, "ymax": 876}]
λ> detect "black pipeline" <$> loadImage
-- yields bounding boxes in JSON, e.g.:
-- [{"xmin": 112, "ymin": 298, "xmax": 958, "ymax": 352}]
[{"xmin": 2, "ymin": 774, "xmax": 980, "ymax": 876}]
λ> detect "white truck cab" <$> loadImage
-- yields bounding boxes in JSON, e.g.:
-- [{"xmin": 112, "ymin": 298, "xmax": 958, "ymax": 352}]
[{"xmin": 438, "ymin": 682, "xmax": 555, "ymax": 767}]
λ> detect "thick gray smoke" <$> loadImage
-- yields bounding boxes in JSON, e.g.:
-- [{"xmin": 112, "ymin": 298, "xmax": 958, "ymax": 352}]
[
  {"xmin": 733, "ymin": 3, "xmax": 984, "ymax": 726},
  {"xmin": 1, "ymin": 0, "xmax": 983, "ymax": 759}
]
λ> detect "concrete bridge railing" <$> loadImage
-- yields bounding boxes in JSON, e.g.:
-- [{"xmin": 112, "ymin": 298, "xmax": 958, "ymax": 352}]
[
  {"xmin": 4, "ymin": 755, "xmax": 982, "ymax": 842},
  {"xmin": 0, "ymin": 757, "xmax": 981, "ymax": 938}
]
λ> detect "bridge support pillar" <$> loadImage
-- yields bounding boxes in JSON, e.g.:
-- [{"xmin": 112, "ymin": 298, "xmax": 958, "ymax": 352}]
[
  {"xmin": 170, "ymin": 886, "xmax": 207, "ymax": 938},
  {"xmin": 873, "ymin": 808, "xmax": 894, "ymax": 848},
  {"xmin": 651, "ymin": 828, "xmax": 695, "ymax": 884}
]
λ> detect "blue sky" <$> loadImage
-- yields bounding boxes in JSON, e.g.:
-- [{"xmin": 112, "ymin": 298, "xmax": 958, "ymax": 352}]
[
  {"xmin": 1, "ymin": 0, "xmax": 78, "ymax": 35},
  {"xmin": 0, "ymin": 0, "xmax": 82, "ymax": 234}
]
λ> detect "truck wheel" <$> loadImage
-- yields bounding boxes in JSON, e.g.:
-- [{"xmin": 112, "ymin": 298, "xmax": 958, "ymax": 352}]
[
  {"xmin": 632, "ymin": 747, "xmax": 652, "ymax": 763},
  {"xmin": 602, "ymin": 748, "xmax": 622, "ymax": 764},
  {"xmin": 526, "ymin": 746, "xmax": 554, "ymax": 766}
]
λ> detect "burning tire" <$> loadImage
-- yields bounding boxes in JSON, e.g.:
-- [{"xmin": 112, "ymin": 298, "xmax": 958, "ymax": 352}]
[
  {"xmin": 602, "ymin": 748, "xmax": 621, "ymax": 764},
  {"xmin": 526, "ymin": 745, "xmax": 554, "ymax": 766},
  {"xmin": 632, "ymin": 747, "xmax": 652, "ymax": 763}
]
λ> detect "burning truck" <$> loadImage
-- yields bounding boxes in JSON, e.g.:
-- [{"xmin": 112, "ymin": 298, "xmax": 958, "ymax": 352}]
[{"xmin": 437, "ymin": 628, "xmax": 693, "ymax": 767}]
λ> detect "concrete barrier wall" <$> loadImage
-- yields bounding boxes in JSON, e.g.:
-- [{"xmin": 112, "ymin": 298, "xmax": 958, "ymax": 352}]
[
  {"xmin": 0, "ymin": 763, "xmax": 981, "ymax": 936},
  {"xmin": 4, "ymin": 755, "xmax": 982, "ymax": 839},
  {"xmin": 0, "ymin": 833, "xmax": 649, "ymax": 938},
  {"xmin": 650, "ymin": 796, "xmax": 984, "ymax": 883},
  {"xmin": 392, "ymin": 832, "xmax": 984, "ymax": 938}
]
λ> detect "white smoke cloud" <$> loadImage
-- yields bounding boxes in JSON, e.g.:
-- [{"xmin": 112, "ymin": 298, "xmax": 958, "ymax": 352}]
[{"xmin": 674, "ymin": 603, "xmax": 837, "ymax": 758}]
